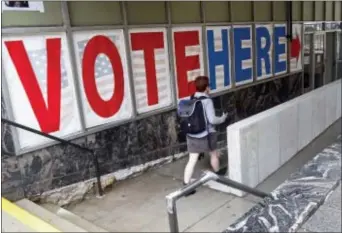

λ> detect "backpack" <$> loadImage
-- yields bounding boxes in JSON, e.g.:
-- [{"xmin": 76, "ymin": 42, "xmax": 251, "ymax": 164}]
[{"xmin": 177, "ymin": 95, "xmax": 208, "ymax": 135}]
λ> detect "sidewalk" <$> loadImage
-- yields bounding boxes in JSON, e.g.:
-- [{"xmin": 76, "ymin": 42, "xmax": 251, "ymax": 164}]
[
  {"xmin": 300, "ymin": 182, "xmax": 341, "ymax": 232},
  {"xmin": 66, "ymin": 120, "xmax": 341, "ymax": 232}
]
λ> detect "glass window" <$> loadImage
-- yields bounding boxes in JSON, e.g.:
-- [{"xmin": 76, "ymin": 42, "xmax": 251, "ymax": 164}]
[
  {"xmin": 303, "ymin": 1, "xmax": 314, "ymax": 21},
  {"xmin": 292, "ymin": 1, "xmax": 302, "ymax": 21},
  {"xmin": 230, "ymin": 1, "xmax": 252, "ymax": 22},
  {"xmin": 254, "ymin": 1, "xmax": 272, "ymax": 22},
  {"xmin": 2, "ymin": 1, "xmax": 63, "ymax": 27},
  {"xmin": 171, "ymin": 1, "xmax": 201, "ymax": 24},
  {"xmin": 314, "ymin": 1, "xmax": 324, "ymax": 21},
  {"xmin": 204, "ymin": 1, "xmax": 229, "ymax": 23},
  {"xmin": 127, "ymin": 2, "xmax": 166, "ymax": 24},
  {"xmin": 334, "ymin": 1, "xmax": 341, "ymax": 21},
  {"xmin": 68, "ymin": 1, "xmax": 122, "ymax": 26},
  {"xmin": 273, "ymin": 1, "xmax": 286, "ymax": 21},
  {"xmin": 325, "ymin": 1, "xmax": 333, "ymax": 21}
]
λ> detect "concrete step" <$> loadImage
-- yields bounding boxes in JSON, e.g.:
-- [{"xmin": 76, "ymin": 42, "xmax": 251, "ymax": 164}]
[
  {"xmin": 1, "ymin": 210, "xmax": 36, "ymax": 232},
  {"xmin": 41, "ymin": 203, "xmax": 108, "ymax": 232},
  {"xmin": 15, "ymin": 199, "xmax": 87, "ymax": 232}
]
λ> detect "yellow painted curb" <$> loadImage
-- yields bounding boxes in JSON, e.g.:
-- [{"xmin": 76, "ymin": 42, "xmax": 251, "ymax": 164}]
[{"xmin": 2, "ymin": 198, "xmax": 61, "ymax": 232}]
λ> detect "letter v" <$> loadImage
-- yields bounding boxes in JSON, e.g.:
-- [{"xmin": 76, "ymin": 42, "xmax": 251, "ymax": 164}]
[{"xmin": 5, "ymin": 38, "xmax": 62, "ymax": 133}]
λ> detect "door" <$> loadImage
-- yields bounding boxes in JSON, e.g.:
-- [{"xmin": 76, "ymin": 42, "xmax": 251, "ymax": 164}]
[
  {"xmin": 303, "ymin": 33, "xmax": 314, "ymax": 92},
  {"xmin": 325, "ymin": 32, "xmax": 337, "ymax": 84},
  {"xmin": 313, "ymin": 32, "xmax": 325, "ymax": 89},
  {"xmin": 336, "ymin": 31, "xmax": 342, "ymax": 80}
]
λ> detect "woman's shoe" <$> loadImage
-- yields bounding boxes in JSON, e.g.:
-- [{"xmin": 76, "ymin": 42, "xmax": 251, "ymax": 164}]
[
  {"xmin": 215, "ymin": 167, "xmax": 227, "ymax": 176},
  {"xmin": 183, "ymin": 182, "xmax": 196, "ymax": 197}
]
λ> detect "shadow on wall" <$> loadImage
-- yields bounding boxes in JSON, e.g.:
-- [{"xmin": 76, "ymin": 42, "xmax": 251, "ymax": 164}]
[{"xmin": 1, "ymin": 73, "xmax": 303, "ymax": 201}]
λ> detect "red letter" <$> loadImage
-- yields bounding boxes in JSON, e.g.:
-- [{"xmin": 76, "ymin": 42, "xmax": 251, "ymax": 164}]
[
  {"xmin": 131, "ymin": 32, "xmax": 164, "ymax": 106},
  {"xmin": 173, "ymin": 31, "xmax": 200, "ymax": 99},
  {"xmin": 5, "ymin": 39, "xmax": 62, "ymax": 133},
  {"xmin": 82, "ymin": 35, "xmax": 124, "ymax": 118}
]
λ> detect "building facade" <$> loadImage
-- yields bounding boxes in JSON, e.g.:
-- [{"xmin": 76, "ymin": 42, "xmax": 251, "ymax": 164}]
[{"xmin": 2, "ymin": 1, "xmax": 342, "ymax": 200}]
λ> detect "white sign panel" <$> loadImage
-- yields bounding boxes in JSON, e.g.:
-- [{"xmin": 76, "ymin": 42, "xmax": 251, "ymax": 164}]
[
  {"xmin": 274, "ymin": 24, "xmax": 288, "ymax": 76},
  {"xmin": 73, "ymin": 30, "xmax": 133, "ymax": 128},
  {"xmin": 290, "ymin": 24, "xmax": 303, "ymax": 72},
  {"xmin": 172, "ymin": 27, "xmax": 204, "ymax": 99},
  {"xmin": 232, "ymin": 25, "xmax": 254, "ymax": 86},
  {"xmin": 2, "ymin": 33, "xmax": 82, "ymax": 149},
  {"xmin": 255, "ymin": 24, "xmax": 273, "ymax": 80},
  {"xmin": 205, "ymin": 26, "xmax": 232, "ymax": 93},
  {"xmin": 129, "ymin": 28, "xmax": 173, "ymax": 114}
]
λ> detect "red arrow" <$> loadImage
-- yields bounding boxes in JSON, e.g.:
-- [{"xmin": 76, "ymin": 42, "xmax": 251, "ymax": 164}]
[{"xmin": 291, "ymin": 35, "xmax": 301, "ymax": 62}]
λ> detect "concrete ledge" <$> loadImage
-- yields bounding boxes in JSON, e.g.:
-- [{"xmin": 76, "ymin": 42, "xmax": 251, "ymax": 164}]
[
  {"xmin": 224, "ymin": 136, "xmax": 341, "ymax": 232},
  {"xmin": 227, "ymin": 80, "xmax": 341, "ymax": 196},
  {"xmin": 1, "ymin": 198, "xmax": 61, "ymax": 232}
]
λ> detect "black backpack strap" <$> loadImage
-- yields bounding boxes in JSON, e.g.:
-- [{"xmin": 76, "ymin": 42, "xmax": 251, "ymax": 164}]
[{"xmin": 191, "ymin": 95, "xmax": 208, "ymax": 100}]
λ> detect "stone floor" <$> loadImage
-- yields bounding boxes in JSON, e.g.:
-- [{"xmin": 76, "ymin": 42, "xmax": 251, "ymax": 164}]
[
  {"xmin": 299, "ymin": 183, "xmax": 341, "ymax": 233},
  {"xmin": 66, "ymin": 120, "xmax": 341, "ymax": 232}
]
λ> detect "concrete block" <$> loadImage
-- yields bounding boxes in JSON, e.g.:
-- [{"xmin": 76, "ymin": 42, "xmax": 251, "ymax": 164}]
[
  {"xmin": 297, "ymin": 95, "xmax": 313, "ymax": 150},
  {"xmin": 279, "ymin": 103, "xmax": 298, "ymax": 164},
  {"xmin": 227, "ymin": 123, "xmax": 259, "ymax": 197},
  {"xmin": 227, "ymin": 126, "xmax": 242, "ymax": 196},
  {"xmin": 240, "ymin": 124, "xmax": 259, "ymax": 186},
  {"xmin": 312, "ymin": 88, "xmax": 326, "ymax": 139},
  {"xmin": 325, "ymin": 84, "xmax": 337, "ymax": 128},
  {"xmin": 257, "ymin": 113, "xmax": 280, "ymax": 183},
  {"xmin": 336, "ymin": 81, "xmax": 341, "ymax": 120}
]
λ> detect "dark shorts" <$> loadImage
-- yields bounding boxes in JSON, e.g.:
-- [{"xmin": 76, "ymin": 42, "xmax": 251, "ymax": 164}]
[{"xmin": 186, "ymin": 133, "xmax": 218, "ymax": 153}]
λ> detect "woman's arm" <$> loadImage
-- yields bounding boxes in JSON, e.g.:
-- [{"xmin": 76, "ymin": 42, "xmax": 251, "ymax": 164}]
[{"xmin": 203, "ymin": 99, "xmax": 227, "ymax": 125}]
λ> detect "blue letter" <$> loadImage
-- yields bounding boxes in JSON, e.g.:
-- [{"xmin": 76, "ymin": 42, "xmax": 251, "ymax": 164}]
[
  {"xmin": 207, "ymin": 28, "xmax": 230, "ymax": 90},
  {"xmin": 233, "ymin": 27, "xmax": 253, "ymax": 84},
  {"xmin": 274, "ymin": 25, "xmax": 287, "ymax": 74},
  {"xmin": 256, "ymin": 26, "xmax": 271, "ymax": 78}
]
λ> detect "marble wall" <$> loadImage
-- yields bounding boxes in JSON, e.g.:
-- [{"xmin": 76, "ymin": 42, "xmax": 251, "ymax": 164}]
[
  {"xmin": 1, "ymin": 93, "xmax": 15, "ymax": 157},
  {"xmin": 1, "ymin": 73, "xmax": 303, "ymax": 200}
]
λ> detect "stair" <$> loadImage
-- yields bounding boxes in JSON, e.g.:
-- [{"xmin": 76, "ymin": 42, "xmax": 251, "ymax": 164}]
[
  {"xmin": 2, "ymin": 210, "xmax": 36, "ymax": 232},
  {"xmin": 13, "ymin": 199, "xmax": 107, "ymax": 232},
  {"xmin": 41, "ymin": 203, "xmax": 107, "ymax": 232}
]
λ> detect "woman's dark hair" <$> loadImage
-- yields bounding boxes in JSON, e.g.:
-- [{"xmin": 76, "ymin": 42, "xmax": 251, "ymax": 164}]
[{"xmin": 195, "ymin": 76, "xmax": 209, "ymax": 92}]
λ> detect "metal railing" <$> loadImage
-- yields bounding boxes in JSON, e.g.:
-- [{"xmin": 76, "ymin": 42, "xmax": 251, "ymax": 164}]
[
  {"xmin": 1, "ymin": 118, "xmax": 104, "ymax": 197},
  {"xmin": 165, "ymin": 171, "xmax": 271, "ymax": 233}
]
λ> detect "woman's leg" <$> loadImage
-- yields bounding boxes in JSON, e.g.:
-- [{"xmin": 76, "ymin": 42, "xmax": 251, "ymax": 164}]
[
  {"xmin": 209, "ymin": 150, "xmax": 220, "ymax": 173},
  {"xmin": 184, "ymin": 153, "xmax": 200, "ymax": 184}
]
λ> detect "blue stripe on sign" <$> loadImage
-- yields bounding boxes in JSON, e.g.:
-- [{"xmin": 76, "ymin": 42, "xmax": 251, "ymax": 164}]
[
  {"xmin": 233, "ymin": 26, "xmax": 253, "ymax": 84},
  {"xmin": 256, "ymin": 26, "xmax": 272, "ymax": 78},
  {"xmin": 207, "ymin": 28, "xmax": 230, "ymax": 90}
]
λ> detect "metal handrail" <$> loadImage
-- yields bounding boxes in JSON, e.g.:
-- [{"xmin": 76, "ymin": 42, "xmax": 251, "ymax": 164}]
[
  {"xmin": 165, "ymin": 171, "xmax": 271, "ymax": 233},
  {"xmin": 1, "ymin": 118, "xmax": 104, "ymax": 197}
]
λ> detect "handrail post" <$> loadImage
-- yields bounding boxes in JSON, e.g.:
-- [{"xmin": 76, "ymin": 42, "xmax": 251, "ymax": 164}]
[
  {"xmin": 165, "ymin": 171, "xmax": 272, "ymax": 233},
  {"xmin": 165, "ymin": 171, "xmax": 218, "ymax": 233},
  {"xmin": 92, "ymin": 151, "xmax": 104, "ymax": 197},
  {"xmin": 166, "ymin": 198, "xmax": 179, "ymax": 233}
]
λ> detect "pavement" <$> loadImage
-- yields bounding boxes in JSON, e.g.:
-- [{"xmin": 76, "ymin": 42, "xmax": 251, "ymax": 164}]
[
  {"xmin": 65, "ymin": 119, "xmax": 341, "ymax": 232},
  {"xmin": 299, "ymin": 182, "xmax": 341, "ymax": 233}
]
